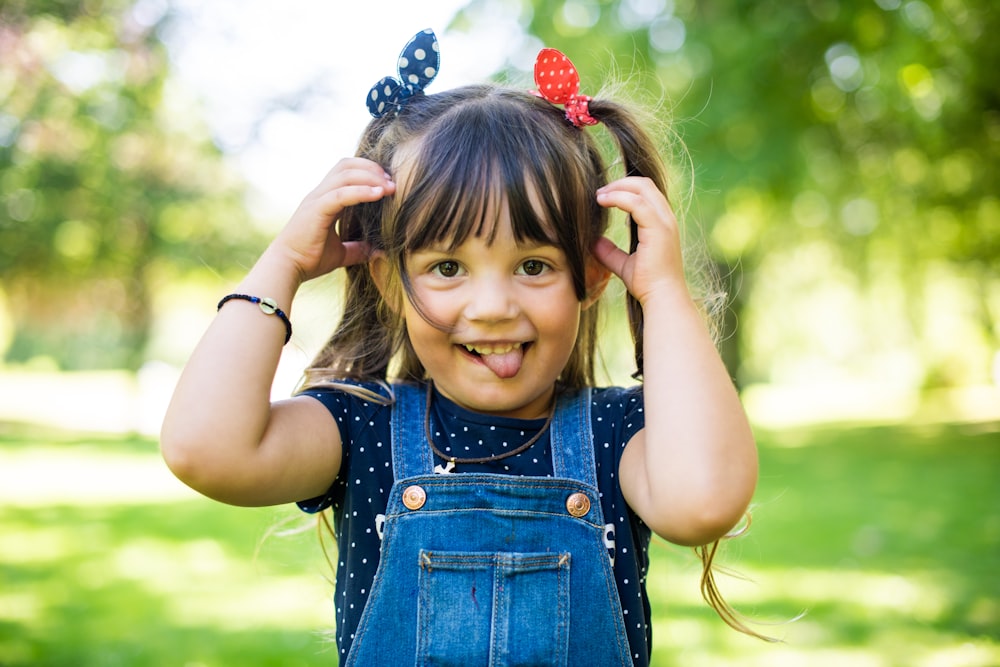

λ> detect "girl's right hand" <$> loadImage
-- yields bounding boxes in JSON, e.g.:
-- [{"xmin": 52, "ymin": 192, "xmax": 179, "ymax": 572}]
[{"xmin": 270, "ymin": 157, "xmax": 395, "ymax": 282}]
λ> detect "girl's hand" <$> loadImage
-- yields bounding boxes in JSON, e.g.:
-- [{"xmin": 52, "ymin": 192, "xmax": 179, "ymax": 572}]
[
  {"xmin": 592, "ymin": 177, "xmax": 685, "ymax": 304},
  {"xmin": 271, "ymin": 158, "xmax": 395, "ymax": 282}
]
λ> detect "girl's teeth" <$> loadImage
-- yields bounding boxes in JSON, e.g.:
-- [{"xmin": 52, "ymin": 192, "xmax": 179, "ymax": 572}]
[{"xmin": 464, "ymin": 343, "xmax": 521, "ymax": 355}]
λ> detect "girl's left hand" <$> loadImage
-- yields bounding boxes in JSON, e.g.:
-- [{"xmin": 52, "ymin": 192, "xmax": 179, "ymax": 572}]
[{"xmin": 593, "ymin": 177, "xmax": 686, "ymax": 304}]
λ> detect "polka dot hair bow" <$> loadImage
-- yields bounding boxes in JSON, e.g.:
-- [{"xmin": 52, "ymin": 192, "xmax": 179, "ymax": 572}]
[
  {"xmin": 533, "ymin": 48, "xmax": 598, "ymax": 127},
  {"xmin": 367, "ymin": 28, "xmax": 440, "ymax": 118}
]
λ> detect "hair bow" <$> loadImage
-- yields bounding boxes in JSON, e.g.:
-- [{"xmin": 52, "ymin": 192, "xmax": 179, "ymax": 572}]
[
  {"xmin": 366, "ymin": 29, "xmax": 440, "ymax": 118},
  {"xmin": 533, "ymin": 48, "xmax": 598, "ymax": 127}
]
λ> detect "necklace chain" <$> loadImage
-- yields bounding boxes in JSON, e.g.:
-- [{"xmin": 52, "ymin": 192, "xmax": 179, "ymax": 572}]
[{"xmin": 423, "ymin": 382, "xmax": 555, "ymax": 468}]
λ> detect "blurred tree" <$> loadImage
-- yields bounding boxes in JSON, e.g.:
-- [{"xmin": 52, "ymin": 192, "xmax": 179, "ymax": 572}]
[
  {"xmin": 460, "ymin": 0, "xmax": 998, "ymax": 387},
  {"xmin": 0, "ymin": 0, "xmax": 262, "ymax": 370}
]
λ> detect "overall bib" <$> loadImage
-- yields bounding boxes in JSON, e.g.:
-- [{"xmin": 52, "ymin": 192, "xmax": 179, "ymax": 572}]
[{"xmin": 345, "ymin": 384, "xmax": 633, "ymax": 666}]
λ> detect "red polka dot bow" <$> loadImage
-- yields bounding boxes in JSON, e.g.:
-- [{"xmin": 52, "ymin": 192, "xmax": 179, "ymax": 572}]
[{"xmin": 533, "ymin": 48, "xmax": 598, "ymax": 127}]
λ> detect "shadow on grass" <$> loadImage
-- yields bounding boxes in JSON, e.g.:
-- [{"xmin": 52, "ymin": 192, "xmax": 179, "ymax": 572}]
[{"xmin": 0, "ymin": 419, "xmax": 997, "ymax": 666}]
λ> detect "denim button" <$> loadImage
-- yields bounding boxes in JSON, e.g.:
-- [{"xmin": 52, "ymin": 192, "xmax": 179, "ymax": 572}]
[
  {"xmin": 566, "ymin": 492, "xmax": 590, "ymax": 517},
  {"xmin": 402, "ymin": 485, "xmax": 427, "ymax": 510}
]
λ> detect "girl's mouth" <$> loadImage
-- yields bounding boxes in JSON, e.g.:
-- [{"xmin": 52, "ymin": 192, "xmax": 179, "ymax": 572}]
[{"xmin": 459, "ymin": 342, "xmax": 527, "ymax": 379}]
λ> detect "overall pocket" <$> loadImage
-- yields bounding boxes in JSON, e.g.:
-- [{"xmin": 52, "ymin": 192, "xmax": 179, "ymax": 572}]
[{"xmin": 416, "ymin": 550, "xmax": 570, "ymax": 667}]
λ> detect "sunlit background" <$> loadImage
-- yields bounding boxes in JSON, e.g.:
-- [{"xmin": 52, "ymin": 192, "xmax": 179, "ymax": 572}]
[{"xmin": 1, "ymin": 0, "xmax": 997, "ymax": 665}]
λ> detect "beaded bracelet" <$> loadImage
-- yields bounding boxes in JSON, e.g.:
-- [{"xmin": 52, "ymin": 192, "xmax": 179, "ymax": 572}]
[{"xmin": 217, "ymin": 293, "xmax": 292, "ymax": 344}]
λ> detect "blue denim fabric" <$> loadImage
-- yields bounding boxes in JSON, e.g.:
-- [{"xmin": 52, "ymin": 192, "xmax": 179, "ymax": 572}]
[{"xmin": 345, "ymin": 383, "xmax": 633, "ymax": 666}]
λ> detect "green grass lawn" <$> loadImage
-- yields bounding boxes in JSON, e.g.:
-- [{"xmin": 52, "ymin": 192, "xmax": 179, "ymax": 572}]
[{"xmin": 0, "ymin": 419, "xmax": 997, "ymax": 666}]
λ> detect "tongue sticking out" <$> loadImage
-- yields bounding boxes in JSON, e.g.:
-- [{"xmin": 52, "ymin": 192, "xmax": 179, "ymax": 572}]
[{"xmin": 480, "ymin": 347, "xmax": 524, "ymax": 379}]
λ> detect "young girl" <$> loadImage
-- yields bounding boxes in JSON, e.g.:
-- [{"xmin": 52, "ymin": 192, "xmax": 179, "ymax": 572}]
[{"xmin": 161, "ymin": 29, "xmax": 758, "ymax": 666}]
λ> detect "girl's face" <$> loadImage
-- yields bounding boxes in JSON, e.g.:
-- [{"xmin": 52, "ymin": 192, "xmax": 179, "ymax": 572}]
[{"xmin": 397, "ymin": 209, "xmax": 595, "ymax": 419}]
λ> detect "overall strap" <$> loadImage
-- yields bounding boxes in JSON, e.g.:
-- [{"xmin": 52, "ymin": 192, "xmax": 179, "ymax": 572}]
[
  {"xmin": 392, "ymin": 383, "xmax": 597, "ymax": 486},
  {"xmin": 390, "ymin": 382, "xmax": 434, "ymax": 479},
  {"xmin": 550, "ymin": 387, "xmax": 597, "ymax": 488}
]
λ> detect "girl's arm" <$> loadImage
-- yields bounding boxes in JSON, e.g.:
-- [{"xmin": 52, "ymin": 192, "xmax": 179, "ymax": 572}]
[
  {"xmin": 160, "ymin": 159, "xmax": 395, "ymax": 507},
  {"xmin": 594, "ymin": 177, "xmax": 758, "ymax": 546}
]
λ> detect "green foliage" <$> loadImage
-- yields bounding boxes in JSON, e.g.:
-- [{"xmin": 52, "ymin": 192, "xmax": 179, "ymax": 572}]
[
  {"xmin": 0, "ymin": 1, "xmax": 263, "ymax": 370},
  {"xmin": 0, "ymin": 420, "xmax": 997, "ymax": 664}
]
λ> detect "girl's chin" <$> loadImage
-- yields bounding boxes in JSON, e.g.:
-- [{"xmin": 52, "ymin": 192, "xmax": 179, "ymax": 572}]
[{"xmin": 433, "ymin": 378, "xmax": 556, "ymax": 420}]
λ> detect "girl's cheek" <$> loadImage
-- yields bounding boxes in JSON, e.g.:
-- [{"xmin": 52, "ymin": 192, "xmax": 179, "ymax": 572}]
[
  {"xmin": 407, "ymin": 284, "xmax": 462, "ymax": 322},
  {"xmin": 422, "ymin": 291, "xmax": 462, "ymax": 319}
]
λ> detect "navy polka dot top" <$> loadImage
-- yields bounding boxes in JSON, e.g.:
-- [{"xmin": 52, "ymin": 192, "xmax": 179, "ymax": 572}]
[{"xmin": 298, "ymin": 381, "xmax": 653, "ymax": 665}]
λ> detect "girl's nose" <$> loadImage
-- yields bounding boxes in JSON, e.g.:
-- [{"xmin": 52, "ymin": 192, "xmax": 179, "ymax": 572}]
[{"xmin": 463, "ymin": 278, "xmax": 519, "ymax": 322}]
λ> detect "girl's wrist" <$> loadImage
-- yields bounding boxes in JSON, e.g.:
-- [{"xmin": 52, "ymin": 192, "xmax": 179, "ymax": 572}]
[
  {"xmin": 635, "ymin": 275, "xmax": 694, "ymax": 310},
  {"xmin": 236, "ymin": 246, "xmax": 306, "ymax": 304}
]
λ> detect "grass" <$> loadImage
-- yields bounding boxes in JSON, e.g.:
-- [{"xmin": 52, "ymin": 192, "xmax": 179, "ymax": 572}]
[
  {"xmin": 0, "ymin": 419, "xmax": 997, "ymax": 666},
  {"xmin": 649, "ymin": 419, "xmax": 1000, "ymax": 666}
]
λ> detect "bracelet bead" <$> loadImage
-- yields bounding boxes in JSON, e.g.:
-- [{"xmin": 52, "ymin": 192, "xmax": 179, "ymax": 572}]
[{"xmin": 217, "ymin": 293, "xmax": 292, "ymax": 344}]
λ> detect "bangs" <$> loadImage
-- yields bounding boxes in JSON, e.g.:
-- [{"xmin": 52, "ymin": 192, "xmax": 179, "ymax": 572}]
[{"xmin": 392, "ymin": 103, "xmax": 566, "ymax": 253}]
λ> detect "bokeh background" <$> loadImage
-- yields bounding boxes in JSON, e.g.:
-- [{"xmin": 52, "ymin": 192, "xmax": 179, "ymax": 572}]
[{"xmin": 1, "ymin": 0, "xmax": 997, "ymax": 665}]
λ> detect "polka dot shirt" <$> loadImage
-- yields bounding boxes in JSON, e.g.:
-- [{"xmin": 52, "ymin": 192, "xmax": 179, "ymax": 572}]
[{"xmin": 298, "ymin": 381, "xmax": 653, "ymax": 665}]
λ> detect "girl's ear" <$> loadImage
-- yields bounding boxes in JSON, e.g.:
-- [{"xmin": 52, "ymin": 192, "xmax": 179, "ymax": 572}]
[
  {"xmin": 368, "ymin": 251, "xmax": 398, "ymax": 312},
  {"xmin": 582, "ymin": 256, "xmax": 612, "ymax": 310}
]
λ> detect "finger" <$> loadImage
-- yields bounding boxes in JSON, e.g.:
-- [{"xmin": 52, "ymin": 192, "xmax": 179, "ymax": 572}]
[
  {"xmin": 598, "ymin": 175, "xmax": 662, "ymax": 197},
  {"xmin": 596, "ymin": 188, "xmax": 676, "ymax": 232},
  {"xmin": 598, "ymin": 176, "xmax": 673, "ymax": 211},
  {"xmin": 596, "ymin": 188, "xmax": 646, "ymax": 212},
  {"xmin": 310, "ymin": 158, "xmax": 393, "ymax": 198},
  {"xmin": 314, "ymin": 180, "xmax": 396, "ymax": 218},
  {"xmin": 596, "ymin": 190, "xmax": 662, "ymax": 223},
  {"xmin": 592, "ymin": 236, "xmax": 630, "ymax": 279},
  {"xmin": 325, "ymin": 157, "xmax": 391, "ymax": 182}
]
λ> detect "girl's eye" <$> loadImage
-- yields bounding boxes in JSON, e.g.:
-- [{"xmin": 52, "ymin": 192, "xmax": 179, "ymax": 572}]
[
  {"xmin": 518, "ymin": 259, "xmax": 548, "ymax": 276},
  {"xmin": 432, "ymin": 260, "xmax": 462, "ymax": 278}
]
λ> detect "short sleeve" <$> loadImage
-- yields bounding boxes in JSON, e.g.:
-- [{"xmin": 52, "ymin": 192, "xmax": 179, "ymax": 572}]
[{"xmin": 294, "ymin": 381, "xmax": 394, "ymax": 513}]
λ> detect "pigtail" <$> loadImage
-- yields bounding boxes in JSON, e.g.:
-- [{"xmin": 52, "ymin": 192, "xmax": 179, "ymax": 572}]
[{"xmin": 587, "ymin": 99, "xmax": 672, "ymax": 379}]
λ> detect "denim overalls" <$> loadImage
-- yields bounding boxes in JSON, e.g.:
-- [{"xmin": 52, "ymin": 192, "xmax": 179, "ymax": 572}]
[{"xmin": 345, "ymin": 383, "xmax": 633, "ymax": 666}]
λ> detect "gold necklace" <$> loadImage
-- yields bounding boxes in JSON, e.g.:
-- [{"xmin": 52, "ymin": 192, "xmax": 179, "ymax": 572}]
[{"xmin": 423, "ymin": 382, "xmax": 555, "ymax": 471}]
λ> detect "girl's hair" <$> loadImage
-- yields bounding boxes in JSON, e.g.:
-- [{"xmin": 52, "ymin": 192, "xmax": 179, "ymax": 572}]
[
  {"xmin": 301, "ymin": 83, "xmax": 664, "ymax": 389},
  {"xmin": 300, "ymin": 83, "xmax": 768, "ymax": 640}
]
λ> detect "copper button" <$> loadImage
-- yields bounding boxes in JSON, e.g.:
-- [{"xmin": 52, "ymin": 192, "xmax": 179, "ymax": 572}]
[
  {"xmin": 402, "ymin": 485, "xmax": 427, "ymax": 510},
  {"xmin": 566, "ymin": 492, "xmax": 590, "ymax": 517}
]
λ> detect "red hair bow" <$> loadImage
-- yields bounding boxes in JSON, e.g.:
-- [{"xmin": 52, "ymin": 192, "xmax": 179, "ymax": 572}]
[{"xmin": 533, "ymin": 48, "xmax": 598, "ymax": 127}]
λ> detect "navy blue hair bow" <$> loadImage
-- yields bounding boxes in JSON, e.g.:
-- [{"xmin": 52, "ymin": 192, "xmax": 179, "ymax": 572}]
[{"xmin": 367, "ymin": 29, "xmax": 440, "ymax": 118}]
